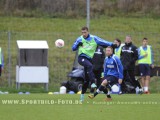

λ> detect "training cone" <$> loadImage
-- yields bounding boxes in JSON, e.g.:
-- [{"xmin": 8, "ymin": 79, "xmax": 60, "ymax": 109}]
[
  {"xmin": 4, "ymin": 92, "xmax": 9, "ymax": 94},
  {"xmin": 25, "ymin": 92, "xmax": 30, "ymax": 95},
  {"xmin": 18, "ymin": 92, "xmax": 24, "ymax": 94},
  {"xmin": 77, "ymin": 91, "xmax": 81, "ymax": 94},
  {"xmin": 0, "ymin": 91, "xmax": 4, "ymax": 94},
  {"xmin": 48, "ymin": 92, "xmax": 53, "ymax": 95},
  {"xmin": 68, "ymin": 91, "xmax": 75, "ymax": 94}
]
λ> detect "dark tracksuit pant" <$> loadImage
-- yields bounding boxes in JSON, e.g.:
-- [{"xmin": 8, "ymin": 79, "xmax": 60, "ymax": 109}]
[
  {"xmin": 78, "ymin": 56, "xmax": 95, "ymax": 94},
  {"xmin": 93, "ymin": 69, "xmax": 102, "ymax": 88},
  {"xmin": 90, "ymin": 69, "xmax": 103, "ymax": 93},
  {"xmin": 122, "ymin": 70, "xmax": 141, "ymax": 93}
]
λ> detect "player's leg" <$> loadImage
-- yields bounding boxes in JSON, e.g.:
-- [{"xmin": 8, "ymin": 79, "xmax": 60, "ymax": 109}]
[
  {"xmin": 80, "ymin": 80, "xmax": 89, "ymax": 101},
  {"xmin": 139, "ymin": 64, "xmax": 146, "ymax": 92},
  {"xmin": 82, "ymin": 81, "xmax": 89, "ymax": 94},
  {"xmin": 90, "ymin": 69, "xmax": 102, "ymax": 93},
  {"xmin": 78, "ymin": 56, "xmax": 96, "ymax": 88},
  {"xmin": 88, "ymin": 76, "xmax": 116, "ymax": 100},
  {"xmin": 95, "ymin": 69, "xmax": 102, "ymax": 88},
  {"xmin": 128, "ymin": 70, "xmax": 142, "ymax": 93},
  {"xmin": 144, "ymin": 76, "xmax": 150, "ymax": 94},
  {"xmin": 144, "ymin": 64, "xmax": 151, "ymax": 94},
  {"xmin": 88, "ymin": 79, "xmax": 107, "ymax": 99},
  {"xmin": 103, "ymin": 85, "xmax": 112, "ymax": 100},
  {"xmin": 121, "ymin": 70, "xmax": 127, "ymax": 93},
  {"xmin": 80, "ymin": 67, "xmax": 89, "ymax": 102},
  {"xmin": 141, "ymin": 76, "xmax": 145, "ymax": 91},
  {"xmin": 104, "ymin": 76, "xmax": 119, "ymax": 100}
]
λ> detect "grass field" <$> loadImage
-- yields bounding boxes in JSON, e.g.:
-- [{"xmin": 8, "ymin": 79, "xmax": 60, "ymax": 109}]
[
  {"xmin": 1, "ymin": 16, "xmax": 160, "ymax": 33},
  {"xmin": 0, "ymin": 93, "xmax": 160, "ymax": 120}
]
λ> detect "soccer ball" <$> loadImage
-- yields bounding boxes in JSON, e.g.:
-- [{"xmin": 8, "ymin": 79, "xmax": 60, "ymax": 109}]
[{"xmin": 55, "ymin": 39, "xmax": 64, "ymax": 48}]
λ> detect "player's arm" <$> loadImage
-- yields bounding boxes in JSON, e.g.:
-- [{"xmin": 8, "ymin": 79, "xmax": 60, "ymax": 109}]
[
  {"xmin": 138, "ymin": 48, "xmax": 143, "ymax": 60},
  {"xmin": 72, "ymin": 37, "xmax": 82, "ymax": 51},
  {"xmin": 150, "ymin": 46, "xmax": 154, "ymax": 68},
  {"xmin": 132, "ymin": 46, "xmax": 139, "ymax": 62},
  {"xmin": 94, "ymin": 36, "xmax": 113, "ymax": 47}
]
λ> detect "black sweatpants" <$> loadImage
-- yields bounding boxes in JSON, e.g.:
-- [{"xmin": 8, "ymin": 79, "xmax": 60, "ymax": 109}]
[
  {"xmin": 90, "ymin": 69, "xmax": 103, "ymax": 93},
  {"xmin": 78, "ymin": 56, "xmax": 96, "ymax": 94},
  {"xmin": 121, "ymin": 70, "xmax": 141, "ymax": 93}
]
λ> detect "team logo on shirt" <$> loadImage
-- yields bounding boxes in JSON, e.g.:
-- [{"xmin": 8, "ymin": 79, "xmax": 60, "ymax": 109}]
[
  {"xmin": 107, "ymin": 65, "xmax": 114, "ymax": 68},
  {"xmin": 122, "ymin": 48, "xmax": 133, "ymax": 53}
]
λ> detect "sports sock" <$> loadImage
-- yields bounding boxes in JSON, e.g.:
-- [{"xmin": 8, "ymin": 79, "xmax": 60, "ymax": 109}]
[
  {"xmin": 103, "ymin": 88, "xmax": 111, "ymax": 98},
  {"xmin": 80, "ymin": 94, "xmax": 84, "ymax": 101},
  {"xmin": 143, "ymin": 87, "xmax": 145, "ymax": 91},
  {"xmin": 103, "ymin": 87, "xmax": 108, "ymax": 94},
  {"xmin": 144, "ymin": 87, "xmax": 148, "ymax": 92},
  {"xmin": 94, "ymin": 85, "xmax": 105, "ymax": 97}
]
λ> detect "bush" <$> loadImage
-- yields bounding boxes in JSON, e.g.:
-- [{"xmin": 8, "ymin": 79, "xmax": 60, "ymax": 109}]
[{"xmin": 1, "ymin": 0, "xmax": 160, "ymax": 18}]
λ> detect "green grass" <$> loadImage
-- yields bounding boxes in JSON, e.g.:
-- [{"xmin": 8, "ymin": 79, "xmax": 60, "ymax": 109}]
[
  {"xmin": 1, "ymin": 16, "xmax": 160, "ymax": 33},
  {"xmin": 0, "ymin": 94, "xmax": 160, "ymax": 120}
]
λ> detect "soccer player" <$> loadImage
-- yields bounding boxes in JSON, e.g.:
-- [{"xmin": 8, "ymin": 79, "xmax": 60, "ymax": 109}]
[
  {"xmin": 88, "ymin": 46, "xmax": 123, "ymax": 100},
  {"xmin": 138, "ymin": 38, "xmax": 154, "ymax": 94},
  {"xmin": 72, "ymin": 26, "xmax": 117, "ymax": 101}
]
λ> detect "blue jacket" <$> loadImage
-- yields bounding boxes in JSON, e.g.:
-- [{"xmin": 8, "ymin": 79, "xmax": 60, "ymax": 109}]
[
  {"xmin": 104, "ymin": 54, "xmax": 123, "ymax": 79},
  {"xmin": 72, "ymin": 34, "xmax": 113, "ymax": 59}
]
